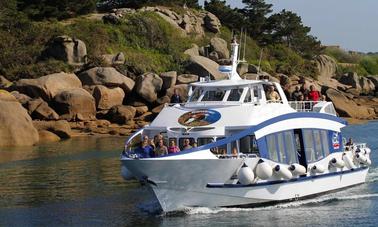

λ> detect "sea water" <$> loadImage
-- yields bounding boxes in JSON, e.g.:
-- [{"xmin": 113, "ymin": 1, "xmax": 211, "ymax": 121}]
[{"xmin": 0, "ymin": 121, "xmax": 377, "ymax": 226}]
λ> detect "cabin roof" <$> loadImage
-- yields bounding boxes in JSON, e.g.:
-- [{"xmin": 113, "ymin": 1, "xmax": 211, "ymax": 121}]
[{"xmin": 191, "ymin": 79, "xmax": 268, "ymax": 88}]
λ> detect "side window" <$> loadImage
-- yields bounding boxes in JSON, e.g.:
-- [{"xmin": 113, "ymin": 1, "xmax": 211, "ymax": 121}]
[
  {"xmin": 283, "ymin": 131, "xmax": 298, "ymax": 164},
  {"xmin": 197, "ymin": 138, "xmax": 214, "ymax": 146},
  {"xmin": 210, "ymin": 137, "xmax": 227, "ymax": 155},
  {"xmin": 244, "ymin": 88, "xmax": 252, "ymax": 103},
  {"xmin": 227, "ymin": 88, "xmax": 244, "ymax": 101},
  {"xmin": 239, "ymin": 135, "xmax": 259, "ymax": 155},
  {"xmin": 277, "ymin": 133, "xmax": 286, "ymax": 163},
  {"xmin": 313, "ymin": 130, "xmax": 324, "ymax": 160},
  {"xmin": 303, "ymin": 129, "xmax": 316, "ymax": 163},
  {"xmin": 266, "ymin": 134, "xmax": 279, "ymax": 162},
  {"xmin": 321, "ymin": 130, "xmax": 330, "ymax": 156},
  {"xmin": 179, "ymin": 138, "xmax": 195, "ymax": 150},
  {"xmin": 190, "ymin": 88, "xmax": 202, "ymax": 102}
]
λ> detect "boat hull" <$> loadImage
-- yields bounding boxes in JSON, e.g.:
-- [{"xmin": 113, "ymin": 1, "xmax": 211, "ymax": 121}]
[{"xmin": 122, "ymin": 159, "xmax": 369, "ymax": 212}]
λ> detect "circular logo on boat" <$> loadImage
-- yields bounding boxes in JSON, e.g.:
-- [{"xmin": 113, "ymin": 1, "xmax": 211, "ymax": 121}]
[{"xmin": 178, "ymin": 109, "xmax": 221, "ymax": 126}]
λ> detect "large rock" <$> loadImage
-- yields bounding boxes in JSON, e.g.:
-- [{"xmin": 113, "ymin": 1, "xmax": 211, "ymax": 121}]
[
  {"xmin": 135, "ymin": 72, "xmax": 163, "ymax": 103},
  {"xmin": 93, "ymin": 85, "xmax": 125, "ymax": 110},
  {"xmin": 326, "ymin": 88, "xmax": 373, "ymax": 119},
  {"xmin": 100, "ymin": 52, "xmax": 125, "ymax": 65},
  {"xmin": 78, "ymin": 67, "xmax": 135, "ymax": 93},
  {"xmin": 106, "ymin": 105, "xmax": 136, "ymax": 124},
  {"xmin": 33, "ymin": 120, "xmax": 72, "ymax": 138},
  {"xmin": 237, "ymin": 62, "xmax": 249, "ymax": 76},
  {"xmin": 339, "ymin": 72, "xmax": 361, "ymax": 91},
  {"xmin": 184, "ymin": 44, "xmax": 200, "ymax": 57},
  {"xmin": 367, "ymin": 75, "xmax": 378, "ymax": 88},
  {"xmin": 53, "ymin": 88, "xmax": 96, "ymax": 121},
  {"xmin": 315, "ymin": 55, "xmax": 337, "ymax": 82},
  {"xmin": 14, "ymin": 72, "xmax": 82, "ymax": 101},
  {"xmin": 0, "ymin": 101, "xmax": 39, "ymax": 146},
  {"xmin": 177, "ymin": 74, "xmax": 198, "ymax": 84},
  {"xmin": 0, "ymin": 90, "xmax": 17, "ymax": 102},
  {"xmin": 10, "ymin": 91, "xmax": 31, "ymax": 105},
  {"xmin": 38, "ymin": 130, "xmax": 61, "ymax": 143},
  {"xmin": 204, "ymin": 12, "xmax": 221, "ymax": 33},
  {"xmin": 26, "ymin": 98, "xmax": 59, "ymax": 120},
  {"xmin": 186, "ymin": 55, "xmax": 226, "ymax": 80},
  {"xmin": 43, "ymin": 35, "xmax": 87, "ymax": 65},
  {"xmin": 160, "ymin": 71, "xmax": 177, "ymax": 90},
  {"xmin": 167, "ymin": 84, "xmax": 189, "ymax": 102},
  {"xmin": 210, "ymin": 37, "xmax": 229, "ymax": 59},
  {"xmin": 359, "ymin": 76, "xmax": 375, "ymax": 95}
]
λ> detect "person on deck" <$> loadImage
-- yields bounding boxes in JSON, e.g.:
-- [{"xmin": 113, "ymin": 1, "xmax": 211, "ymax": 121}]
[
  {"xmin": 154, "ymin": 139, "xmax": 168, "ymax": 156},
  {"xmin": 308, "ymin": 85, "xmax": 320, "ymax": 102},
  {"xmin": 136, "ymin": 136, "xmax": 154, "ymax": 158},
  {"xmin": 170, "ymin": 88, "xmax": 182, "ymax": 103},
  {"xmin": 291, "ymin": 86, "xmax": 303, "ymax": 101},
  {"xmin": 168, "ymin": 140, "xmax": 180, "ymax": 153},
  {"xmin": 300, "ymin": 82, "xmax": 310, "ymax": 98},
  {"xmin": 182, "ymin": 138, "xmax": 192, "ymax": 150},
  {"xmin": 266, "ymin": 85, "xmax": 280, "ymax": 101}
]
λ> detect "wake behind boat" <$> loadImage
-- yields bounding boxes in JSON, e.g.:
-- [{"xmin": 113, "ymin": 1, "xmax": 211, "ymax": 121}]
[{"xmin": 120, "ymin": 37, "xmax": 373, "ymax": 212}]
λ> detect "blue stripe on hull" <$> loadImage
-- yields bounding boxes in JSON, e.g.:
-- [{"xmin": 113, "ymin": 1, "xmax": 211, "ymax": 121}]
[{"xmin": 206, "ymin": 166, "xmax": 368, "ymax": 188}]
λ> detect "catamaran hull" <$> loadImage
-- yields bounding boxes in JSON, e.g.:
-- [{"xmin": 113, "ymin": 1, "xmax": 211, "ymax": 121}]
[{"xmin": 122, "ymin": 159, "xmax": 369, "ymax": 212}]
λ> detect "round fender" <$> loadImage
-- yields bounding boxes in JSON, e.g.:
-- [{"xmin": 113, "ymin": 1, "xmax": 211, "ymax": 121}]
[
  {"xmin": 343, "ymin": 153, "xmax": 356, "ymax": 169},
  {"xmin": 255, "ymin": 159, "xmax": 273, "ymax": 180},
  {"xmin": 274, "ymin": 165, "xmax": 293, "ymax": 179},
  {"xmin": 289, "ymin": 163, "xmax": 306, "ymax": 175},
  {"xmin": 238, "ymin": 164, "xmax": 255, "ymax": 185},
  {"xmin": 329, "ymin": 158, "xmax": 345, "ymax": 168},
  {"xmin": 355, "ymin": 153, "xmax": 368, "ymax": 164},
  {"xmin": 121, "ymin": 165, "xmax": 135, "ymax": 181},
  {"xmin": 311, "ymin": 164, "xmax": 325, "ymax": 173}
]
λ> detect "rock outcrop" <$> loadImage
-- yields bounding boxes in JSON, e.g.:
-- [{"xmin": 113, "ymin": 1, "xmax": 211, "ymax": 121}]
[
  {"xmin": 339, "ymin": 72, "xmax": 375, "ymax": 95},
  {"xmin": 78, "ymin": 67, "xmax": 135, "ymax": 93},
  {"xmin": 42, "ymin": 35, "xmax": 87, "ymax": 65},
  {"xmin": 0, "ymin": 76, "xmax": 12, "ymax": 89},
  {"xmin": 14, "ymin": 72, "xmax": 82, "ymax": 101},
  {"xmin": 33, "ymin": 120, "xmax": 72, "ymax": 138},
  {"xmin": 160, "ymin": 71, "xmax": 177, "ymax": 90},
  {"xmin": 315, "ymin": 55, "xmax": 337, "ymax": 82},
  {"xmin": 53, "ymin": 88, "xmax": 96, "ymax": 121},
  {"xmin": 105, "ymin": 105, "xmax": 136, "ymax": 124},
  {"xmin": 210, "ymin": 37, "xmax": 229, "ymax": 59},
  {"xmin": 26, "ymin": 98, "xmax": 60, "ymax": 120},
  {"xmin": 93, "ymin": 85, "xmax": 125, "ymax": 110},
  {"xmin": 0, "ymin": 101, "xmax": 39, "ymax": 146},
  {"xmin": 177, "ymin": 74, "xmax": 198, "ymax": 84},
  {"xmin": 186, "ymin": 55, "xmax": 226, "ymax": 80},
  {"xmin": 38, "ymin": 130, "xmax": 61, "ymax": 143},
  {"xmin": 0, "ymin": 90, "xmax": 17, "ymax": 102},
  {"xmin": 100, "ymin": 52, "xmax": 125, "ymax": 65},
  {"xmin": 135, "ymin": 72, "xmax": 163, "ymax": 103}
]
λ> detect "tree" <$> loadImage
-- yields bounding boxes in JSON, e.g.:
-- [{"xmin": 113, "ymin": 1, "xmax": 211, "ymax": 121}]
[
  {"xmin": 204, "ymin": 0, "xmax": 246, "ymax": 30},
  {"xmin": 264, "ymin": 10, "xmax": 322, "ymax": 58},
  {"xmin": 241, "ymin": 0, "xmax": 272, "ymax": 41}
]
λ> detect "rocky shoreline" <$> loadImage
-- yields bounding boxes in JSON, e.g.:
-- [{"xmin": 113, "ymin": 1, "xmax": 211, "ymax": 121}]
[{"xmin": 1, "ymin": 7, "xmax": 377, "ymax": 147}]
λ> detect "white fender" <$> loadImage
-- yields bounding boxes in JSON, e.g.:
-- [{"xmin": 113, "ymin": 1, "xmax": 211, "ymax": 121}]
[
  {"xmin": 366, "ymin": 157, "xmax": 372, "ymax": 166},
  {"xmin": 343, "ymin": 153, "xmax": 356, "ymax": 169},
  {"xmin": 329, "ymin": 158, "xmax": 345, "ymax": 168},
  {"xmin": 255, "ymin": 159, "xmax": 273, "ymax": 180},
  {"xmin": 311, "ymin": 164, "xmax": 325, "ymax": 173},
  {"xmin": 121, "ymin": 165, "xmax": 135, "ymax": 180},
  {"xmin": 238, "ymin": 164, "xmax": 255, "ymax": 185},
  {"xmin": 288, "ymin": 163, "xmax": 306, "ymax": 175},
  {"xmin": 355, "ymin": 153, "xmax": 368, "ymax": 164},
  {"xmin": 274, "ymin": 165, "xmax": 293, "ymax": 179},
  {"xmin": 365, "ymin": 148, "xmax": 371, "ymax": 154}
]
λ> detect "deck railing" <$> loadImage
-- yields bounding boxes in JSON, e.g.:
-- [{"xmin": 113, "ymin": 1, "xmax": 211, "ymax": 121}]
[{"xmin": 288, "ymin": 101, "xmax": 337, "ymax": 116}]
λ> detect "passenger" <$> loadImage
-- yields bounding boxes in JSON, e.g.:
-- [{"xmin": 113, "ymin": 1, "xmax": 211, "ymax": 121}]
[
  {"xmin": 291, "ymin": 86, "xmax": 303, "ymax": 101},
  {"xmin": 345, "ymin": 138, "xmax": 354, "ymax": 151},
  {"xmin": 304, "ymin": 95, "xmax": 311, "ymax": 110},
  {"xmin": 153, "ymin": 133, "xmax": 164, "ymax": 146},
  {"xmin": 149, "ymin": 138, "xmax": 156, "ymax": 150},
  {"xmin": 182, "ymin": 138, "xmax": 192, "ymax": 150},
  {"xmin": 300, "ymin": 82, "xmax": 310, "ymax": 97},
  {"xmin": 168, "ymin": 140, "xmax": 180, "ymax": 153},
  {"xmin": 136, "ymin": 136, "xmax": 154, "ymax": 158},
  {"xmin": 266, "ymin": 85, "xmax": 280, "ymax": 101},
  {"xmin": 308, "ymin": 85, "xmax": 320, "ymax": 101},
  {"xmin": 170, "ymin": 88, "xmax": 182, "ymax": 103},
  {"xmin": 155, "ymin": 139, "xmax": 168, "ymax": 156},
  {"xmin": 193, "ymin": 142, "xmax": 198, "ymax": 148},
  {"xmin": 232, "ymin": 147, "xmax": 238, "ymax": 158},
  {"xmin": 320, "ymin": 95, "xmax": 327, "ymax": 101},
  {"xmin": 283, "ymin": 85, "xmax": 291, "ymax": 101}
]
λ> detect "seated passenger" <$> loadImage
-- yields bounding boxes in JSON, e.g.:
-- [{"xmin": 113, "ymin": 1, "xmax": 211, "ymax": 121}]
[
  {"xmin": 266, "ymin": 85, "xmax": 280, "ymax": 101},
  {"xmin": 345, "ymin": 138, "xmax": 354, "ymax": 151},
  {"xmin": 168, "ymin": 140, "xmax": 180, "ymax": 153},
  {"xmin": 136, "ymin": 136, "xmax": 154, "ymax": 158},
  {"xmin": 232, "ymin": 147, "xmax": 238, "ymax": 157},
  {"xmin": 155, "ymin": 139, "xmax": 168, "ymax": 156},
  {"xmin": 182, "ymin": 138, "xmax": 193, "ymax": 150}
]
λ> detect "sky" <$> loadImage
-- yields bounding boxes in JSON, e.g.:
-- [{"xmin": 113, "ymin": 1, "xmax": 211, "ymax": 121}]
[{"xmin": 199, "ymin": 0, "xmax": 378, "ymax": 53}]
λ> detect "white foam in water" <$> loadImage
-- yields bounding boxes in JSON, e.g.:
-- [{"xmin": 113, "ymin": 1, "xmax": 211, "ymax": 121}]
[
  {"xmin": 367, "ymin": 167, "xmax": 378, "ymax": 183},
  {"xmin": 184, "ymin": 193, "xmax": 378, "ymax": 215}
]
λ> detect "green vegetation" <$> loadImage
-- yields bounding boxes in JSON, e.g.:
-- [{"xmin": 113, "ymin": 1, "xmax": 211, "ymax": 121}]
[{"xmin": 324, "ymin": 46, "xmax": 378, "ymax": 76}]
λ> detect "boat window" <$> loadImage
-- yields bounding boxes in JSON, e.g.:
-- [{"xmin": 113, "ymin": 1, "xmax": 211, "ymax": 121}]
[
  {"xmin": 321, "ymin": 130, "xmax": 330, "ymax": 156},
  {"xmin": 313, "ymin": 130, "xmax": 324, "ymax": 160},
  {"xmin": 227, "ymin": 88, "xmax": 244, "ymax": 101},
  {"xmin": 303, "ymin": 129, "xmax": 316, "ymax": 163},
  {"xmin": 201, "ymin": 90, "xmax": 226, "ymax": 101},
  {"xmin": 197, "ymin": 137, "xmax": 214, "ymax": 146},
  {"xmin": 283, "ymin": 131, "xmax": 298, "ymax": 164},
  {"xmin": 190, "ymin": 88, "xmax": 202, "ymax": 102},
  {"xmin": 240, "ymin": 135, "xmax": 259, "ymax": 155},
  {"xmin": 277, "ymin": 133, "xmax": 286, "ymax": 163},
  {"xmin": 210, "ymin": 137, "xmax": 227, "ymax": 155},
  {"xmin": 178, "ymin": 138, "xmax": 195, "ymax": 150},
  {"xmin": 244, "ymin": 88, "xmax": 252, "ymax": 103},
  {"xmin": 266, "ymin": 134, "xmax": 279, "ymax": 162}
]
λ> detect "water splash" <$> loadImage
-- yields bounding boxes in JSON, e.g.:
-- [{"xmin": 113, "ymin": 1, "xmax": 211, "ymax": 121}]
[
  {"xmin": 183, "ymin": 193, "xmax": 378, "ymax": 215},
  {"xmin": 367, "ymin": 167, "xmax": 378, "ymax": 183}
]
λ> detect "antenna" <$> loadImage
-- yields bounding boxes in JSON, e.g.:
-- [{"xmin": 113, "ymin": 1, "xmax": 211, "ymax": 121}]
[
  {"xmin": 242, "ymin": 29, "xmax": 247, "ymax": 62},
  {"xmin": 258, "ymin": 48, "xmax": 263, "ymax": 74}
]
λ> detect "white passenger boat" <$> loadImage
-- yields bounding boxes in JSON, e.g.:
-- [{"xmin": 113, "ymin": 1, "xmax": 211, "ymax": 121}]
[{"xmin": 120, "ymin": 38, "xmax": 373, "ymax": 212}]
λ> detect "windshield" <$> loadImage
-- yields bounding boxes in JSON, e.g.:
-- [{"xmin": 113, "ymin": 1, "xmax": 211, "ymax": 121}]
[{"xmin": 202, "ymin": 90, "xmax": 226, "ymax": 101}]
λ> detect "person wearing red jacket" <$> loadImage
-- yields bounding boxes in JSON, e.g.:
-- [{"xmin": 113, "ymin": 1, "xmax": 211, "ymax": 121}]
[{"xmin": 308, "ymin": 85, "xmax": 320, "ymax": 101}]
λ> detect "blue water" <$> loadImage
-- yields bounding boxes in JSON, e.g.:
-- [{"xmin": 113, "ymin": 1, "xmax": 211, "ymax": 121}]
[{"xmin": 0, "ymin": 122, "xmax": 377, "ymax": 226}]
